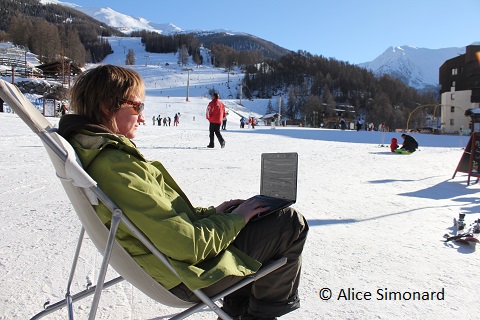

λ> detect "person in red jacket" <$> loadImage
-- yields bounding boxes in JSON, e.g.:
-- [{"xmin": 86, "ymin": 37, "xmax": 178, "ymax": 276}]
[
  {"xmin": 390, "ymin": 137, "xmax": 399, "ymax": 152},
  {"xmin": 206, "ymin": 92, "xmax": 226, "ymax": 148}
]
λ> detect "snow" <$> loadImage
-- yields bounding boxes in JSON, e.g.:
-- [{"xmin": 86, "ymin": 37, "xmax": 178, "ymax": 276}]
[
  {"xmin": 1, "ymin": 37, "xmax": 480, "ymax": 320},
  {"xmin": 358, "ymin": 45, "xmax": 466, "ymax": 89},
  {"xmin": 40, "ymin": 0, "xmax": 181, "ymax": 34},
  {"xmin": 39, "ymin": 0, "xmax": 474, "ymax": 91}
]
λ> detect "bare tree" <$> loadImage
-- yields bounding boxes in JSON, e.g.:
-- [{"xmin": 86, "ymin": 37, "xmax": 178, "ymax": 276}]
[
  {"xmin": 60, "ymin": 26, "xmax": 86, "ymax": 66},
  {"xmin": 29, "ymin": 18, "xmax": 61, "ymax": 63},
  {"xmin": 125, "ymin": 49, "xmax": 135, "ymax": 65},
  {"xmin": 8, "ymin": 16, "xmax": 32, "ymax": 48},
  {"xmin": 177, "ymin": 44, "xmax": 189, "ymax": 66}
]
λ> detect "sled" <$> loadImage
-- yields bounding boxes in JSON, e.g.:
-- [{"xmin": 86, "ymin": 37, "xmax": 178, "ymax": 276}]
[{"xmin": 394, "ymin": 149, "xmax": 413, "ymax": 154}]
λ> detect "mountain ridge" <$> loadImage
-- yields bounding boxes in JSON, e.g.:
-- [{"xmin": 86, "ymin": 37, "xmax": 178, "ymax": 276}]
[
  {"xmin": 40, "ymin": 0, "xmax": 478, "ymax": 91},
  {"xmin": 358, "ymin": 45, "xmax": 466, "ymax": 90},
  {"xmin": 44, "ymin": 0, "xmax": 290, "ymax": 59}
]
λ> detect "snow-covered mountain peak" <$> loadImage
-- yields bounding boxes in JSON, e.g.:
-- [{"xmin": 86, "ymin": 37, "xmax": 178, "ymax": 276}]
[
  {"xmin": 40, "ymin": 0, "xmax": 477, "ymax": 91},
  {"xmin": 40, "ymin": 0, "xmax": 183, "ymax": 34},
  {"xmin": 359, "ymin": 45, "xmax": 466, "ymax": 90}
]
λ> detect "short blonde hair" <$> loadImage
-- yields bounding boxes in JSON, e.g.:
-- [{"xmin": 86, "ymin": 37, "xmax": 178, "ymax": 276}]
[{"xmin": 69, "ymin": 65, "xmax": 145, "ymax": 130}]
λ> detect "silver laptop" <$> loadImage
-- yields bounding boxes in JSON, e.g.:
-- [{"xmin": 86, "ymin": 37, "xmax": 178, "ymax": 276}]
[{"xmin": 249, "ymin": 152, "xmax": 298, "ymax": 221}]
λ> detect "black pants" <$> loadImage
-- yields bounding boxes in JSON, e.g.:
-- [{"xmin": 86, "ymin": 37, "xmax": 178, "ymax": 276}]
[
  {"xmin": 209, "ymin": 122, "xmax": 224, "ymax": 146},
  {"xmin": 170, "ymin": 208, "xmax": 309, "ymax": 318}
]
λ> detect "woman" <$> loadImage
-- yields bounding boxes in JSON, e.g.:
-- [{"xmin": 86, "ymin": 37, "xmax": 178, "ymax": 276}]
[{"xmin": 58, "ymin": 65, "xmax": 308, "ymax": 320}]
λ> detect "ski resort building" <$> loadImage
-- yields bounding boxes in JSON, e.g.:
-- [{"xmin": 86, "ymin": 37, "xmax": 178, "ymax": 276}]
[{"xmin": 439, "ymin": 45, "xmax": 480, "ymax": 134}]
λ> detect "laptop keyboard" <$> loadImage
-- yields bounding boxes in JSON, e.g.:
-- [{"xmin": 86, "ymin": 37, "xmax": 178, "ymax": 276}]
[{"xmin": 253, "ymin": 195, "xmax": 292, "ymax": 210}]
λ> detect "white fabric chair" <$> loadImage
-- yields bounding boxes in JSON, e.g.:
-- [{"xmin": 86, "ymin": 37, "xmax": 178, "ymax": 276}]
[{"xmin": 0, "ymin": 79, "xmax": 287, "ymax": 320}]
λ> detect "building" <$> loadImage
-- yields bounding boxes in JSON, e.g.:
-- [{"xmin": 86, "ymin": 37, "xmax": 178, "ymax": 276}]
[
  {"xmin": 36, "ymin": 59, "xmax": 82, "ymax": 85},
  {"xmin": 261, "ymin": 112, "xmax": 280, "ymax": 126},
  {"xmin": 323, "ymin": 103, "xmax": 356, "ymax": 129},
  {"xmin": 439, "ymin": 45, "xmax": 480, "ymax": 134}
]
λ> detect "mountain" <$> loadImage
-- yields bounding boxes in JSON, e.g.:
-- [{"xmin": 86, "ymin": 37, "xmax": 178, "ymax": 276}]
[
  {"xmin": 42, "ymin": 0, "xmax": 473, "ymax": 89},
  {"xmin": 41, "ymin": 0, "xmax": 290, "ymax": 59},
  {"xmin": 195, "ymin": 32, "xmax": 290, "ymax": 59},
  {"xmin": 48, "ymin": 1, "xmax": 183, "ymax": 34},
  {"xmin": 358, "ymin": 45, "xmax": 466, "ymax": 91}
]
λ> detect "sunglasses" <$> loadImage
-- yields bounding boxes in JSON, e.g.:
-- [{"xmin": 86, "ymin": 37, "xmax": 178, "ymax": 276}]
[{"xmin": 118, "ymin": 98, "xmax": 145, "ymax": 115}]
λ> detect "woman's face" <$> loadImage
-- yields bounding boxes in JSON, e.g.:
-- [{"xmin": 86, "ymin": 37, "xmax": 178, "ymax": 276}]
[{"xmin": 112, "ymin": 94, "xmax": 145, "ymax": 139}]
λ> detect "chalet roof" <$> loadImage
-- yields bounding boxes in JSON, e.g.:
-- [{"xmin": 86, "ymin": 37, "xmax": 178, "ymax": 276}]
[
  {"xmin": 262, "ymin": 112, "xmax": 280, "ymax": 119},
  {"xmin": 36, "ymin": 60, "xmax": 82, "ymax": 76}
]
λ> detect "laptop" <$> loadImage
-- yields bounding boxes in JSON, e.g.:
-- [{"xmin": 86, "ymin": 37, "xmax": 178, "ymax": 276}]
[{"xmin": 248, "ymin": 152, "xmax": 298, "ymax": 221}]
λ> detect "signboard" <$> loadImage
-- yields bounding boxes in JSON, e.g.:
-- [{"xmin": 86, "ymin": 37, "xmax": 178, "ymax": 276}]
[
  {"xmin": 44, "ymin": 98, "xmax": 55, "ymax": 117},
  {"xmin": 452, "ymin": 132, "xmax": 480, "ymax": 185}
]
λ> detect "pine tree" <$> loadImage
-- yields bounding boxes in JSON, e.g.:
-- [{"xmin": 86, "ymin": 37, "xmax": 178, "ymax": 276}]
[
  {"xmin": 322, "ymin": 85, "xmax": 336, "ymax": 118},
  {"xmin": 286, "ymin": 85, "xmax": 297, "ymax": 119},
  {"xmin": 266, "ymin": 99, "xmax": 274, "ymax": 114}
]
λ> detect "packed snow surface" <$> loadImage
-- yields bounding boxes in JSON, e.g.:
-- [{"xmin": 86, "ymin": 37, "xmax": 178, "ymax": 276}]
[{"xmin": 1, "ymin": 37, "xmax": 479, "ymax": 320}]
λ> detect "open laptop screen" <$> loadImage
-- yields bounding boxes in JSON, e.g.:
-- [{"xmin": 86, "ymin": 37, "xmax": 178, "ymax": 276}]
[{"xmin": 260, "ymin": 152, "xmax": 298, "ymax": 201}]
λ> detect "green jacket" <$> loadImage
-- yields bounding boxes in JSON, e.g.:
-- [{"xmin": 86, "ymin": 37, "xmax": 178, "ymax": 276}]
[{"xmin": 58, "ymin": 115, "xmax": 261, "ymax": 291}]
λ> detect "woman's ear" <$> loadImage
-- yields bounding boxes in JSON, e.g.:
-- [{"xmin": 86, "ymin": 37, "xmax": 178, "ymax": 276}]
[{"xmin": 99, "ymin": 100, "xmax": 113, "ymax": 118}]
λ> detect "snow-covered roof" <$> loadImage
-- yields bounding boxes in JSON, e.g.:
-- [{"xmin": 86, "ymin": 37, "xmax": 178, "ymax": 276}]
[{"xmin": 262, "ymin": 112, "xmax": 279, "ymax": 119}]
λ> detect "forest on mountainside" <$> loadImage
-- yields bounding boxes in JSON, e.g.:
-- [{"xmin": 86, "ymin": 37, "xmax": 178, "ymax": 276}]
[
  {"xmin": 132, "ymin": 30, "xmax": 266, "ymax": 68},
  {"xmin": 0, "ymin": 0, "xmax": 122, "ymax": 65},
  {"xmin": 1, "ymin": 0, "xmax": 438, "ymax": 129},
  {"xmin": 133, "ymin": 31, "xmax": 438, "ymax": 130},
  {"xmin": 243, "ymin": 51, "xmax": 437, "ymax": 129}
]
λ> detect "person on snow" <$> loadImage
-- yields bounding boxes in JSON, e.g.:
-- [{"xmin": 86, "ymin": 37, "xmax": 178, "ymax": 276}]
[
  {"xmin": 222, "ymin": 113, "xmax": 228, "ymax": 130},
  {"xmin": 240, "ymin": 117, "xmax": 246, "ymax": 128},
  {"xmin": 390, "ymin": 138, "xmax": 399, "ymax": 152},
  {"xmin": 400, "ymin": 133, "xmax": 418, "ymax": 152},
  {"xmin": 249, "ymin": 117, "xmax": 256, "ymax": 129},
  {"xmin": 206, "ymin": 93, "xmax": 226, "ymax": 148},
  {"xmin": 57, "ymin": 64, "xmax": 308, "ymax": 320}
]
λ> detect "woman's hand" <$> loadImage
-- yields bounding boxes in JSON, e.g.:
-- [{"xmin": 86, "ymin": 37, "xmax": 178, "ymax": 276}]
[
  {"xmin": 231, "ymin": 198, "xmax": 270, "ymax": 223},
  {"xmin": 215, "ymin": 199, "xmax": 244, "ymax": 214},
  {"xmin": 216, "ymin": 198, "xmax": 270, "ymax": 223}
]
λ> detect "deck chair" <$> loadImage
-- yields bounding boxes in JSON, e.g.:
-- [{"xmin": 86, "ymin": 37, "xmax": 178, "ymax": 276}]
[{"xmin": 0, "ymin": 79, "xmax": 287, "ymax": 320}]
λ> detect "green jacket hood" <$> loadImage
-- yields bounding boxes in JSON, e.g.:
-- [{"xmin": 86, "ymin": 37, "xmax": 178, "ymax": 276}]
[{"xmin": 58, "ymin": 114, "xmax": 143, "ymax": 168}]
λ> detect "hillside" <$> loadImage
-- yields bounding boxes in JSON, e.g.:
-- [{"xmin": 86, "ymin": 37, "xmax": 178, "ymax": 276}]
[
  {"xmin": 1, "ymin": 36, "xmax": 272, "ymax": 121},
  {"xmin": 195, "ymin": 31, "xmax": 291, "ymax": 60},
  {"xmin": 35, "ymin": 0, "xmax": 479, "ymax": 92},
  {"xmin": 0, "ymin": 0, "xmax": 124, "ymax": 64},
  {"xmin": 0, "ymin": 0, "xmax": 122, "ymax": 37},
  {"xmin": 1, "ymin": 1, "xmax": 463, "ymax": 131}
]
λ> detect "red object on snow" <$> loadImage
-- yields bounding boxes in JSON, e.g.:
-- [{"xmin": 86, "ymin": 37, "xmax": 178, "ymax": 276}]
[{"xmin": 390, "ymin": 138, "xmax": 399, "ymax": 152}]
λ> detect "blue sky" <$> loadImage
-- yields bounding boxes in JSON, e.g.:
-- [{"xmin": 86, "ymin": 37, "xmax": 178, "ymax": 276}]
[{"xmin": 66, "ymin": 0, "xmax": 479, "ymax": 64}]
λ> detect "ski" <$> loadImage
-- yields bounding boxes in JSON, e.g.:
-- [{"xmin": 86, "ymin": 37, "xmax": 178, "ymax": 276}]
[{"xmin": 443, "ymin": 215, "xmax": 480, "ymax": 245}]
